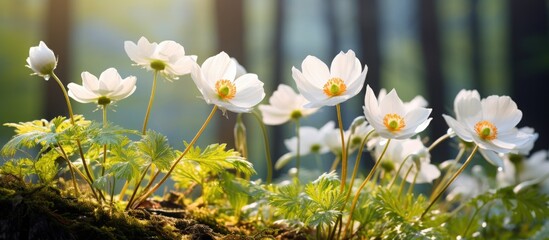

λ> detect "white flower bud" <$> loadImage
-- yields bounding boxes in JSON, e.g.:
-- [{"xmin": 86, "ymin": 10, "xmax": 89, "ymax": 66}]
[{"xmin": 26, "ymin": 41, "xmax": 57, "ymax": 80}]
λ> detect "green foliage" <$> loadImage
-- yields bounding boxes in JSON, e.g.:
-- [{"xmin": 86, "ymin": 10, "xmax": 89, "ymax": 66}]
[
  {"xmin": 85, "ymin": 122, "xmax": 138, "ymax": 146},
  {"xmin": 171, "ymin": 143, "xmax": 255, "ymax": 205},
  {"xmin": 269, "ymin": 172, "xmax": 345, "ymax": 231},
  {"xmin": 108, "ymin": 139, "xmax": 144, "ymax": 181},
  {"xmin": 446, "ymin": 185, "xmax": 549, "ymax": 239},
  {"xmin": 136, "ymin": 130, "xmax": 175, "ymax": 171}
]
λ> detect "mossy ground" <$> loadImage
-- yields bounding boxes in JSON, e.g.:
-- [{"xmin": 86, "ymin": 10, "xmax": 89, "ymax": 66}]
[{"xmin": 0, "ymin": 175, "xmax": 301, "ymax": 240}]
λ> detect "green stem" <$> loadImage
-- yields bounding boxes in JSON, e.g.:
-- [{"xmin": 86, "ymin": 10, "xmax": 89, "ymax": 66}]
[
  {"xmin": 430, "ymin": 147, "xmax": 466, "ymax": 201},
  {"xmin": 407, "ymin": 169, "xmax": 419, "ymax": 197},
  {"xmin": 251, "ymin": 111, "xmax": 273, "ymax": 184},
  {"xmin": 336, "ymin": 104, "xmax": 348, "ymax": 192},
  {"xmin": 101, "ymin": 106, "xmax": 108, "ymax": 177},
  {"xmin": 388, "ymin": 155, "xmax": 412, "ymax": 189},
  {"xmin": 57, "ymin": 144, "xmax": 80, "ymax": 196},
  {"xmin": 51, "ymin": 72, "xmax": 101, "ymax": 202},
  {"xmin": 463, "ymin": 202, "xmax": 488, "ymax": 237},
  {"xmin": 343, "ymin": 139, "xmax": 392, "ymax": 236},
  {"xmin": 131, "ymin": 105, "xmax": 218, "ymax": 209},
  {"xmin": 421, "ymin": 145, "xmax": 479, "ymax": 219},
  {"xmin": 347, "ymin": 130, "xmax": 375, "ymax": 194},
  {"xmin": 125, "ymin": 163, "xmax": 151, "ymax": 210},
  {"xmin": 142, "ymin": 71, "xmax": 158, "ymax": 135},
  {"xmin": 51, "ymin": 72, "xmax": 75, "ymax": 124},
  {"xmin": 118, "ymin": 181, "xmax": 129, "ymax": 201},
  {"xmin": 427, "ymin": 133, "xmax": 450, "ymax": 152},
  {"xmin": 398, "ymin": 166, "xmax": 413, "ymax": 199},
  {"xmin": 294, "ymin": 119, "xmax": 301, "ymax": 179}
]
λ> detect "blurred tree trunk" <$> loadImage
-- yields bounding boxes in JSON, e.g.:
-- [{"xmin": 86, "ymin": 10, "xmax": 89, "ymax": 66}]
[
  {"xmin": 271, "ymin": 0, "xmax": 286, "ymax": 166},
  {"xmin": 214, "ymin": 0, "xmax": 246, "ymax": 148},
  {"xmin": 470, "ymin": 0, "xmax": 482, "ymax": 93},
  {"xmin": 357, "ymin": 0, "xmax": 380, "ymax": 93},
  {"xmin": 510, "ymin": 0, "xmax": 548, "ymax": 151},
  {"xmin": 419, "ymin": 0, "xmax": 447, "ymax": 160},
  {"xmin": 44, "ymin": 0, "xmax": 71, "ymax": 120}
]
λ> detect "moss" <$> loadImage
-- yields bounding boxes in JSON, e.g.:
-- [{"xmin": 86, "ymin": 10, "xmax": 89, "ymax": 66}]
[{"xmin": 0, "ymin": 174, "xmax": 289, "ymax": 239}]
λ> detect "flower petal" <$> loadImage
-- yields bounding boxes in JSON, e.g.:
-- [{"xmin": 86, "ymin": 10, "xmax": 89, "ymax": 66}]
[
  {"xmin": 379, "ymin": 89, "xmax": 406, "ymax": 116},
  {"xmin": 301, "ymin": 55, "xmax": 330, "ymax": 88},
  {"xmin": 202, "ymin": 52, "xmax": 236, "ymax": 83},
  {"xmin": 330, "ymin": 50, "xmax": 360, "ymax": 83},
  {"xmin": 443, "ymin": 114, "xmax": 473, "ymax": 142}
]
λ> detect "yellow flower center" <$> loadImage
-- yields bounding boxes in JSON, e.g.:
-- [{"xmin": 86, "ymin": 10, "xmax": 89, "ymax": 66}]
[
  {"xmin": 215, "ymin": 79, "xmax": 237, "ymax": 100},
  {"xmin": 475, "ymin": 120, "xmax": 498, "ymax": 140},
  {"xmin": 383, "ymin": 113, "xmax": 406, "ymax": 132},
  {"xmin": 323, "ymin": 78, "xmax": 347, "ymax": 97}
]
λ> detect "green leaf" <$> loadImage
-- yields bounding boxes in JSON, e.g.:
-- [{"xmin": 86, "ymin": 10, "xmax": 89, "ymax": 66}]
[
  {"xmin": 182, "ymin": 143, "xmax": 255, "ymax": 176},
  {"xmin": 0, "ymin": 158, "xmax": 35, "ymax": 178},
  {"xmin": 137, "ymin": 130, "xmax": 175, "ymax": 171},
  {"xmin": 108, "ymin": 141, "xmax": 144, "ymax": 181},
  {"xmin": 86, "ymin": 122, "xmax": 138, "ymax": 146}
]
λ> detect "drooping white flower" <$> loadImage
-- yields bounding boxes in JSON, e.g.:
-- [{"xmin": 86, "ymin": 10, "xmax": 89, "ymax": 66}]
[
  {"xmin": 376, "ymin": 138, "xmax": 440, "ymax": 183},
  {"xmin": 26, "ymin": 41, "xmax": 57, "ymax": 80},
  {"xmin": 190, "ymin": 51, "xmax": 265, "ymax": 113},
  {"xmin": 443, "ymin": 89, "xmax": 533, "ymax": 167},
  {"xmin": 124, "ymin": 36, "xmax": 197, "ymax": 80},
  {"xmin": 67, "ymin": 68, "xmax": 136, "ymax": 105},
  {"xmin": 363, "ymin": 85, "xmax": 432, "ymax": 139},
  {"xmin": 291, "ymin": 50, "xmax": 368, "ymax": 108},
  {"xmin": 258, "ymin": 84, "xmax": 319, "ymax": 125}
]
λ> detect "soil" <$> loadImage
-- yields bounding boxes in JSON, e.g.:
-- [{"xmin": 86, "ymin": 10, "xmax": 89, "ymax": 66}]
[{"xmin": 0, "ymin": 175, "xmax": 305, "ymax": 240}]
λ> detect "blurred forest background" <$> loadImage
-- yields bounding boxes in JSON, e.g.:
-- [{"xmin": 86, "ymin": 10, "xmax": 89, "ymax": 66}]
[{"xmin": 1, "ymin": 0, "xmax": 548, "ymax": 181}]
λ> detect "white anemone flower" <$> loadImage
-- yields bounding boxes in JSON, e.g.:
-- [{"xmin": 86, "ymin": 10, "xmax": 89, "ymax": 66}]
[
  {"xmin": 26, "ymin": 41, "xmax": 57, "ymax": 80},
  {"xmin": 363, "ymin": 85, "xmax": 432, "ymax": 139},
  {"xmin": 284, "ymin": 121, "xmax": 334, "ymax": 156},
  {"xmin": 124, "ymin": 36, "xmax": 197, "ymax": 80},
  {"xmin": 291, "ymin": 50, "xmax": 368, "ymax": 108},
  {"xmin": 275, "ymin": 122, "xmax": 334, "ymax": 169},
  {"xmin": 258, "ymin": 84, "xmax": 319, "ymax": 125},
  {"xmin": 376, "ymin": 138, "xmax": 440, "ymax": 183},
  {"xmin": 67, "ymin": 68, "xmax": 136, "ymax": 106},
  {"xmin": 442, "ymin": 89, "xmax": 533, "ymax": 167},
  {"xmin": 190, "ymin": 51, "xmax": 265, "ymax": 113}
]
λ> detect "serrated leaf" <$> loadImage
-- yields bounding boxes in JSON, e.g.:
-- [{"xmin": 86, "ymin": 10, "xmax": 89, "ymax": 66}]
[
  {"xmin": 108, "ymin": 144, "xmax": 143, "ymax": 181},
  {"xmin": 86, "ymin": 122, "xmax": 138, "ymax": 146},
  {"xmin": 137, "ymin": 130, "xmax": 175, "ymax": 171}
]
